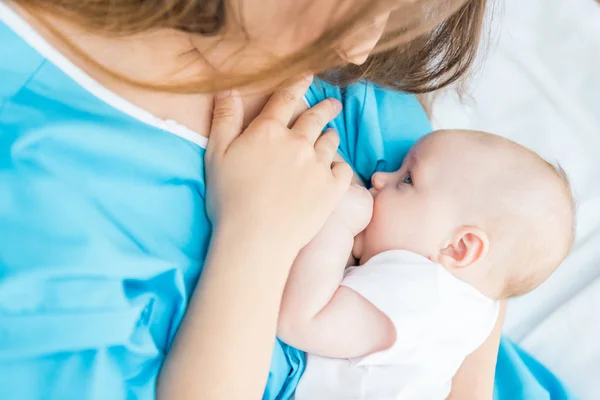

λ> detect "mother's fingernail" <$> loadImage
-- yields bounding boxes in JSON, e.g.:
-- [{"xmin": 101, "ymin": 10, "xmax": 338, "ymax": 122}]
[
  {"xmin": 216, "ymin": 90, "xmax": 231, "ymax": 100},
  {"xmin": 303, "ymin": 72, "xmax": 314, "ymax": 82}
]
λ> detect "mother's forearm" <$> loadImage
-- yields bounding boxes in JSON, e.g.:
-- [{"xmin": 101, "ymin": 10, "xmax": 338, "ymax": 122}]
[
  {"xmin": 157, "ymin": 227, "xmax": 297, "ymax": 400},
  {"xmin": 447, "ymin": 301, "xmax": 506, "ymax": 400}
]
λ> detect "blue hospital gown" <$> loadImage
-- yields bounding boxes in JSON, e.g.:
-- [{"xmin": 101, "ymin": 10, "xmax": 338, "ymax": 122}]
[{"xmin": 0, "ymin": 7, "xmax": 575, "ymax": 400}]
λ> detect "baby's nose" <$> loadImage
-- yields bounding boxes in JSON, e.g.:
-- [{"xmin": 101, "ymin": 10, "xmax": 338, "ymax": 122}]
[{"xmin": 371, "ymin": 171, "xmax": 388, "ymax": 190}]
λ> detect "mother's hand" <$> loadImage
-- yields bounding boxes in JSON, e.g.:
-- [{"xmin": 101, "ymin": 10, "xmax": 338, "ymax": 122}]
[{"xmin": 205, "ymin": 76, "xmax": 353, "ymax": 255}]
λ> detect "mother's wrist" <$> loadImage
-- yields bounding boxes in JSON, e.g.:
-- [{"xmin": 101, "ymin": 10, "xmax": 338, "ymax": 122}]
[{"xmin": 210, "ymin": 220, "xmax": 301, "ymax": 263}]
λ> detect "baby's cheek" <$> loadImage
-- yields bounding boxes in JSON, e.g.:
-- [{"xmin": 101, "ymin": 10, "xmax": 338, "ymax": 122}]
[{"xmin": 367, "ymin": 211, "xmax": 394, "ymax": 248}]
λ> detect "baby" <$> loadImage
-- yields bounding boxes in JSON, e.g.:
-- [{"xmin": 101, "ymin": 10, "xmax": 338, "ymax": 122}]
[{"xmin": 277, "ymin": 129, "xmax": 575, "ymax": 399}]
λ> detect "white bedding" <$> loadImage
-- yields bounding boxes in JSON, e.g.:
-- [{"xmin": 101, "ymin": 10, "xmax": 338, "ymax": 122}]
[{"xmin": 431, "ymin": 0, "xmax": 600, "ymax": 398}]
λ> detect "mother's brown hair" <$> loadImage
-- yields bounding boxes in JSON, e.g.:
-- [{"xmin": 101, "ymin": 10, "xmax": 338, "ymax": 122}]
[{"xmin": 15, "ymin": 0, "xmax": 488, "ymax": 94}]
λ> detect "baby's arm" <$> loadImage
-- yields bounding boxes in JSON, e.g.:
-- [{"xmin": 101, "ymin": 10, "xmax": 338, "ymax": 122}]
[{"xmin": 277, "ymin": 185, "xmax": 395, "ymax": 359}]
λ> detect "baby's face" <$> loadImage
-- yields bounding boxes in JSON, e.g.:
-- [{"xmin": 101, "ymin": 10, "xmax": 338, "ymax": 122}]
[{"xmin": 357, "ymin": 134, "xmax": 463, "ymax": 264}]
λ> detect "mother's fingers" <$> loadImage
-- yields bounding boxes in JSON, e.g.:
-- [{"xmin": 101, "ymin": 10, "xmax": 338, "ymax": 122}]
[
  {"xmin": 314, "ymin": 128, "xmax": 340, "ymax": 165},
  {"xmin": 260, "ymin": 75, "xmax": 313, "ymax": 125},
  {"xmin": 292, "ymin": 99, "xmax": 342, "ymax": 144},
  {"xmin": 207, "ymin": 90, "xmax": 244, "ymax": 158}
]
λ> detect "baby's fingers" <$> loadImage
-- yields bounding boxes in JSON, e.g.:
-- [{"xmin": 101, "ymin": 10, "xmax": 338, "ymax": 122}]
[
  {"xmin": 331, "ymin": 161, "xmax": 353, "ymax": 194},
  {"xmin": 206, "ymin": 90, "xmax": 243, "ymax": 159}
]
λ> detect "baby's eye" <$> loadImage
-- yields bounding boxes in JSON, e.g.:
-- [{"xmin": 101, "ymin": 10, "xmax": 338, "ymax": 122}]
[{"xmin": 402, "ymin": 172, "xmax": 413, "ymax": 185}]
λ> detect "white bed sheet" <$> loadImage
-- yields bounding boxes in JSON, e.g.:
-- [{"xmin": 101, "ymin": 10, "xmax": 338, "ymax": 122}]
[{"xmin": 431, "ymin": 0, "xmax": 600, "ymax": 398}]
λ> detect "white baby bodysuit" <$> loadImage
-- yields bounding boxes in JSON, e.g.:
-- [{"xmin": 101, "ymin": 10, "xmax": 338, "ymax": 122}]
[{"xmin": 294, "ymin": 250, "xmax": 500, "ymax": 400}]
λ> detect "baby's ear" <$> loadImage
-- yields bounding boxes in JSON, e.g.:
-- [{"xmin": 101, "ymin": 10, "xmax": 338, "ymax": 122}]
[{"xmin": 438, "ymin": 227, "xmax": 489, "ymax": 271}]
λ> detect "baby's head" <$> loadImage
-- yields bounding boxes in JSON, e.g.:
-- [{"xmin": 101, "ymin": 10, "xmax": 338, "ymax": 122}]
[{"xmin": 355, "ymin": 130, "xmax": 576, "ymax": 299}]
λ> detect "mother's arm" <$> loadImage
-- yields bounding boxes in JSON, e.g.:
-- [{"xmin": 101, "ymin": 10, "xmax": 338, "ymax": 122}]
[
  {"xmin": 157, "ymin": 79, "xmax": 352, "ymax": 400},
  {"xmin": 448, "ymin": 301, "xmax": 506, "ymax": 400}
]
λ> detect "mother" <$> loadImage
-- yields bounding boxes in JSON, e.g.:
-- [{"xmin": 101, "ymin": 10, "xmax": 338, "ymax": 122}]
[{"xmin": 0, "ymin": 0, "xmax": 571, "ymax": 399}]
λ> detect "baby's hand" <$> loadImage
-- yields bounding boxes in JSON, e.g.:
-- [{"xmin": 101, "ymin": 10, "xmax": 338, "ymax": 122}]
[{"xmin": 329, "ymin": 184, "xmax": 373, "ymax": 237}]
